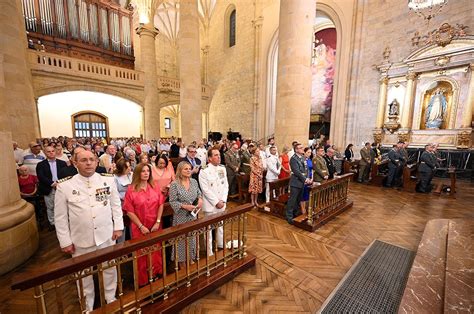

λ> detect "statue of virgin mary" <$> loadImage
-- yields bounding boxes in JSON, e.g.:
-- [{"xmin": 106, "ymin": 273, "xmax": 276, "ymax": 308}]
[{"xmin": 425, "ymin": 89, "xmax": 447, "ymax": 129}]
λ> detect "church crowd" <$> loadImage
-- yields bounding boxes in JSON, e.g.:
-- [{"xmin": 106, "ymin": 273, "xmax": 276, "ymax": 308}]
[{"xmin": 12, "ymin": 134, "xmax": 441, "ymax": 311}]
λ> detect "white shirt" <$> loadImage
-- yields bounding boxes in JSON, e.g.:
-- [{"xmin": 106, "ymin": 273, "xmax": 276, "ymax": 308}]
[
  {"xmin": 259, "ymin": 150, "xmax": 267, "ymax": 170},
  {"xmin": 14, "ymin": 148, "xmax": 24, "ymax": 164},
  {"xmin": 199, "ymin": 163, "xmax": 229, "ymax": 213},
  {"xmin": 179, "ymin": 147, "xmax": 187, "ymax": 158},
  {"xmin": 196, "ymin": 147, "xmax": 207, "ymax": 166},
  {"xmin": 54, "ymin": 173, "xmax": 123, "ymax": 248}
]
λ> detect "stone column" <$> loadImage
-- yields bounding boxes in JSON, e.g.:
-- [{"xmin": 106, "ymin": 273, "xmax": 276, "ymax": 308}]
[
  {"xmin": 179, "ymin": 0, "xmax": 202, "ymax": 144},
  {"xmin": 376, "ymin": 76, "xmax": 389, "ymax": 128},
  {"xmin": 137, "ymin": 25, "xmax": 160, "ymax": 140},
  {"xmin": 0, "ymin": 0, "xmax": 39, "ymax": 275},
  {"xmin": 274, "ymin": 0, "xmax": 316, "ymax": 148},
  {"xmin": 0, "ymin": 0, "xmax": 40, "ymax": 147},
  {"xmin": 461, "ymin": 64, "xmax": 474, "ymax": 128},
  {"xmin": 201, "ymin": 45, "xmax": 209, "ymax": 85},
  {"xmin": 252, "ymin": 16, "xmax": 263, "ymax": 140},
  {"xmin": 400, "ymin": 72, "xmax": 417, "ymax": 129}
]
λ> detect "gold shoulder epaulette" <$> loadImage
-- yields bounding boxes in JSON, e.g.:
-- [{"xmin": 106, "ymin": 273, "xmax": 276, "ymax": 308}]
[
  {"xmin": 57, "ymin": 176, "xmax": 72, "ymax": 183},
  {"xmin": 100, "ymin": 173, "xmax": 114, "ymax": 177}
]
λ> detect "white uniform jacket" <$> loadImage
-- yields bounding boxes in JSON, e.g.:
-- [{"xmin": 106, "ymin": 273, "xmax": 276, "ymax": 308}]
[
  {"xmin": 54, "ymin": 173, "xmax": 124, "ymax": 249},
  {"xmin": 266, "ymin": 154, "xmax": 281, "ymax": 181},
  {"xmin": 199, "ymin": 164, "xmax": 229, "ymax": 213}
]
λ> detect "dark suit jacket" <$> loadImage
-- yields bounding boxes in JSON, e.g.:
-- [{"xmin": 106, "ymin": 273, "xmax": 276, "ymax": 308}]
[
  {"xmin": 180, "ymin": 156, "xmax": 202, "ymax": 181},
  {"xmin": 344, "ymin": 149, "xmax": 354, "ymax": 161},
  {"xmin": 36, "ymin": 159, "xmax": 68, "ymax": 195},
  {"xmin": 289, "ymin": 154, "xmax": 307, "ymax": 189},
  {"xmin": 323, "ymin": 155, "xmax": 336, "ymax": 179},
  {"xmin": 57, "ymin": 165, "xmax": 107, "ymax": 180}
]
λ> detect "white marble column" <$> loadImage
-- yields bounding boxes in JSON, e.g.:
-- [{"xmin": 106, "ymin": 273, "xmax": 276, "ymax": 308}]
[
  {"xmin": 137, "ymin": 25, "xmax": 160, "ymax": 140},
  {"xmin": 274, "ymin": 0, "xmax": 316, "ymax": 148},
  {"xmin": 376, "ymin": 76, "xmax": 389, "ymax": 128},
  {"xmin": 400, "ymin": 72, "xmax": 417, "ymax": 129},
  {"xmin": 179, "ymin": 0, "xmax": 202, "ymax": 144}
]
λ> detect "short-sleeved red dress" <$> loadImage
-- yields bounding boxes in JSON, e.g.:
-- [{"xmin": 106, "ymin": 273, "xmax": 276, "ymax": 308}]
[{"xmin": 123, "ymin": 183, "xmax": 164, "ymax": 286}]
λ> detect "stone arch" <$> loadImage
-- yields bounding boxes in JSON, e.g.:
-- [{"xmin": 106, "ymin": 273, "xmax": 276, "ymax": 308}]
[
  {"xmin": 34, "ymin": 84, "xmax": 143, "ymax": 106},
  {"xmin": 264, "ymin": 2, "xmax": 349, "ymax": 147}
]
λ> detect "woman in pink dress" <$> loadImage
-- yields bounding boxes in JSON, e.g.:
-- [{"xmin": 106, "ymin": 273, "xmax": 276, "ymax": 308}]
[
  {"xmin": 123, "ymin": 163, "xmax": 164, "ymax": 286},
  {"xmin": 151, "ymin": 154, "xmax": 176, "ymax": 198}
]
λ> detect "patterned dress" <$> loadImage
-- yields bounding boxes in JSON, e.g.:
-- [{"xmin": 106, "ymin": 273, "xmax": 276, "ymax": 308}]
[
  {"xmin": 249, "ymin": 155, "xmax": 263, "ymax": 194},
  {"xmin": 169, "ymin": 178, "xmax": 202, "ymax": 262}
]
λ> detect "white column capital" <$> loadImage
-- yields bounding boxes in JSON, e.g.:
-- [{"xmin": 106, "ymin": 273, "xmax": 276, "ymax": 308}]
[{"xmin": 136, "ymin": 25, "xmax": 159, "ymax": 38}]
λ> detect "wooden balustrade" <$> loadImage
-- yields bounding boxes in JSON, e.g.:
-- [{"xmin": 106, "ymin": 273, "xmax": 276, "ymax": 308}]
[
  {"xmin": 21, "ymin": 0, "xmax": 134, "ymax": 68},
  {"xmin": 11, "ymin": 204, "xmax": 255, "ymax": 313},
  {"xmin": 293, "ymin": 173, "xmax": 354, "ymax": 232}
]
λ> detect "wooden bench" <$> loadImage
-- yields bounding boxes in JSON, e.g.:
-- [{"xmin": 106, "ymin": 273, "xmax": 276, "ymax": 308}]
[
  {"xmin": 261, "ymin": 177, "xmax": 290, "ymax": 219},
  {"xmin": 402, "ymin": 164, "xmax": 418, "ymax": 192},
  {"xmin": 398, "ymin": 218, "xmax": 473, "ymax": 313},
  {"xmin": 236, "ymin": 173, "xmax": 250, "ymax": 204},
  {"xmin": 343, "ymin": 160, "xmax": 359, "ymax": 181},
  {"xmin": 369, "ymin": 160, "xmax": 388, "ymax": 186}
]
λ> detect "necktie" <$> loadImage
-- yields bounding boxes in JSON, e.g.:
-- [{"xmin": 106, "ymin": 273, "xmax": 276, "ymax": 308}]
[{"xmin": 191, "ymin": 158, "xmax": 195, "ymax": 167}]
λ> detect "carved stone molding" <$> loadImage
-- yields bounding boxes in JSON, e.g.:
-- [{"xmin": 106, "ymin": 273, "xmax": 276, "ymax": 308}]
[
  {"xmin": 384, "ymin": 116, "xmax": 400, "ymax": 134},
  {"xmin": 456, "ymin": 128, "xmax": 472, "ymax": 149},
  {"xmin": 372, "ymin": 128, "xmax": 384, "ymax": 144},
  {"xmin": 406, "ymin": 71, "xmax": 417, "ymax": 81},
  {"xmin": 411, "ymin": 23, "xmax": 470, "ymax": 48},
  {"xmin": 397, "ymin": 129, "xmax": 411, "ymax": 143}
]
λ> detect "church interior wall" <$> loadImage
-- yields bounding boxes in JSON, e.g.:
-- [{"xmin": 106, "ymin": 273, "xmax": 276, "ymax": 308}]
[
  {"xmin": 206, "ymin": 0, "xmax": 256, "ymax": 139},
  {"xmin": 160, "ymin": 104, "xmax": 181, "ymax": 138},
  {"xmin": 346, "ymin": 0, "xmax": 474, "ymax": 149},
  {"xmin": 37, "ymin": 91, "xmax": 142, "ymax": 138}
]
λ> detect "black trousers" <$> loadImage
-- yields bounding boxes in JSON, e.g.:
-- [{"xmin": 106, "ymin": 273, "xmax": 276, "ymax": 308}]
[
  {"xmin": 417, "ymin": 170, "xmax": 433, "ymax": 192},
  {"xmin": 286, "ymin": 186, "xmax": 303, "ymax": 223},
  {"xmin": 386, "ymin": 166, "xmax": 398, "ymax": 187}
]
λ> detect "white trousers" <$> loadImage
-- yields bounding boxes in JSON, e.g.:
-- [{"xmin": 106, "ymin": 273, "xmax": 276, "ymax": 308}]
[
  {"xmin": 265, "ymin": 179, "xmax": 277, "ymax": 203},
  {"xmin": 72, "ymin": 239, "xmax": 117, "ymax": 311},
  {"xmin": 204, "ymin": 211, "xmax": 224, "ymax": 256},
  {"xmin": 44, "ymin": 189, "xmax": 56, "ymax": 225}
]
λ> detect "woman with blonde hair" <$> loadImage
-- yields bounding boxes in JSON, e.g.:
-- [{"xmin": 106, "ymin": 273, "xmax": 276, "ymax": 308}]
[
  {"xmin": 169, "ymin": 161, "xmax": 202, "ymax": 268},
  {"xmin": 123, "ymin": 163, "xmax": 164, "ymax": 286},
  {"xmin": 278, "ymin": 146, "xmax": 291, "ymax": 179}
]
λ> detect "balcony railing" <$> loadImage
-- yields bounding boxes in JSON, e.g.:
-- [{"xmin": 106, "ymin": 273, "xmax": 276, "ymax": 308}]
[
  {"xmin": 22, "ymin": 0, "xmax": 134, "ymax": 68},
  {"xmin": 11, "ymin": 204, "xmax": 254, "ymax": 313}
]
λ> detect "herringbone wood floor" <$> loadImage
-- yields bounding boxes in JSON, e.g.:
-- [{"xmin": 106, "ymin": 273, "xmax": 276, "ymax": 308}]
[{"xmin": 2, "ymin": 181, "xmax": 473, "ymax": 314}]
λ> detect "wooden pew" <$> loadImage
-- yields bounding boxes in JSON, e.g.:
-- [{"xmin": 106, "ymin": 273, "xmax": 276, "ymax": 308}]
[
  {"xmin": 369, "ymin": 160, "xmax": 388, "ymax": 186},
  {"xmin": 402, "ymin": 164, "xmax": 418, "ymax": 192},
  {"xmin": 293, "ymin": 173, "xmax": 354, "ymax": 232},
  {"xmin": 236, "ymin": 173, "xmax": 250, "ymax": 204},
  {"xmin": 343, "ymin": 160, "xmax": 359, "ymax": 181},
  {"xmin": 260, "ymin": 177, "xmax": 290, "ymax": 219}
]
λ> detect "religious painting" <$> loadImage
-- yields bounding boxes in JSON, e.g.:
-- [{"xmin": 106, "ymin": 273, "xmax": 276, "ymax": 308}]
[
  {"xmin": 310, "ymin": 28, "xmax": 337, "ymax": 120},
  {"xmin": 420, "ymin": 81, "xmax": 453, "ymax": 130}
]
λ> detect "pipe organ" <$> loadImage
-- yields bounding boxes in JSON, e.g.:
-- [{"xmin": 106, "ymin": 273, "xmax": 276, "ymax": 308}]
[{"xmin": 21, "ymin": 0, "xmax": 134, "ymax": 68}]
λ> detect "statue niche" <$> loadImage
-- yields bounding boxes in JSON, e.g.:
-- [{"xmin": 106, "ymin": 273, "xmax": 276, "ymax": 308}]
[
  {"xmin": 421, "ymin": 81, "xmax": 453, "ymax": 130},
  {"xmin": 384, "ymin": 98, "xmax": 401, "ymax": 133}
]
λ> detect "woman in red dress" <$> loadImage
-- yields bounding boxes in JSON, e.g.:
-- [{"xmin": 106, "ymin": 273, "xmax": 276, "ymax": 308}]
[
  {"xmin": 123, "ymin": 163, "xmax": 164, "ymax": 286},
  {"xmin": 278, "ymin": 146, "xmax": 291, "ymax": 179}
]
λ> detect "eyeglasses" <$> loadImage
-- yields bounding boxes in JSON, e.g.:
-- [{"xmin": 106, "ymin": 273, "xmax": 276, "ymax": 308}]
[{"xmin": 188, "ymin": 151, "xmax": 197, "ymax": 153}]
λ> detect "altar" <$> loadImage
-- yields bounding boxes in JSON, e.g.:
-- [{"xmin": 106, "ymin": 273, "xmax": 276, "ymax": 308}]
[{"xmin": 372, "ymin": 23, "xmax": 474, "ymax": 149}]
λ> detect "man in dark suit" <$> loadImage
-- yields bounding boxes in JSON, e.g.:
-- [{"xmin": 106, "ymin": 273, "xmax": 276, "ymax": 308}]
[
  {"xmin": 36, "ymin": 145, "xmax": 68, "ymax": 230},
  {"xmin": 58, "ymin": 146, "xmax": 107, "ymax": 179},
  {"xmin": 417, "ymin": 144, "xmax": 437, "ymax": 193},
  {"xmin": 323, "ymin": 148, "xmax": 336, "ymax": 179},
  {"xmin": 181, "ymin": 144, "xmax": 202, "ymax": 182},
  {"xmin": 285, "ymin": 143, "xmax": 310, "ymax": 224},
  {"xmin": 384, "ymin": 142, "xmax": 403, "ymax": 187}
]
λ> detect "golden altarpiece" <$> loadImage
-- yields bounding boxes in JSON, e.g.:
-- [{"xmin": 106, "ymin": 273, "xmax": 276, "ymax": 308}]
[{"xmin": 373, "ymin": 23, "xmax": 474, "ymax": 149}]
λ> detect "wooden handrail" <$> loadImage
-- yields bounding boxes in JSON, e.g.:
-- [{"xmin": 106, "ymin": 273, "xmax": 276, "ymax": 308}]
[
  {"xmin": 309, "ymin": 173, "xmax": 354, "ymax": 191},
  {"xmin": 11, "ymin": 204, "xmax": 253, "ymax": 291}
]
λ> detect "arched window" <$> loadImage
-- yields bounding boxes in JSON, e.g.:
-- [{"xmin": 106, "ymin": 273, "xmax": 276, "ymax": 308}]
[
  {"xmin": 229, "ymin": 9, "xmax": 236, "ymax": 47},
  {"xmin": 72, "ymin": 111, "xmax": 108, "ymax": 138}
]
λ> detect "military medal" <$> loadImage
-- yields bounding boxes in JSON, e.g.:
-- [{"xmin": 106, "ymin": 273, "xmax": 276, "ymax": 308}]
[
  {"xmin": 104, "ymin": 182, "xmax": 107, "ymax": 186},
  {"xmin": 103, "ymin": 200, "xmax": 108, "ymax": 206},
  {"xmin": 72, "ymin": 190, "xmax": 77, "ymax": 195}
]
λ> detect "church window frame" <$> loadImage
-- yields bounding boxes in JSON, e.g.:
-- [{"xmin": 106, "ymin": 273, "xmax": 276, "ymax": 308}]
[
  {"xmin": 224, "ymin": 4, "xmax": 237, "ymax": 49},
  {"xmin": 71, "ymin": 111, "xmax": 109, "ymax": 140}
]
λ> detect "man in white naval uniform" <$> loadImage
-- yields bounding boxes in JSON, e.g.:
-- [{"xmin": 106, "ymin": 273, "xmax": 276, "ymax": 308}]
[
  {"xmin": 54, "ymin": 150, "xmax": 123, "ymax": 312},
  {"xmin": 199, "ymin": 148, "xmax": 229, "ymax": 256}
]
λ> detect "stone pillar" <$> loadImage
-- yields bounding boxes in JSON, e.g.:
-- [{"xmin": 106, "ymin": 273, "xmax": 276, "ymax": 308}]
[
  {"xmin": 0, "ymin": 0, "xmax": 40, "ymax": 147},
  {"xmin": 376, "ymin": 76, "xmax": 389, "ymax": 128},
  {"xmin": 400, "ymin": 72, "xmax": 417, "ymax": 129},
  {"xmin": 137, "ymin": 25, "xmax": 160, "ymax": 140},
  {"xmin": 201, "ymin": 45, "xmax": 209, "ymax": 84},
  {"xmin": 252, "ymin": 16, "xmax": 263, "ymax": 140},
  {"xmin": 461, "ymin": 64, "xmax": 474, "ymax": 128},
  {"xmin": 179, "ymin": 0, "xmax": 202, "ymax": 144},
  {"xmin": 0, "ymin": 0, "xmax": 39, "ymax": 275},
  {"xmin": 274, "ymin": 0, "xmax": 316, "ymax": 148}
]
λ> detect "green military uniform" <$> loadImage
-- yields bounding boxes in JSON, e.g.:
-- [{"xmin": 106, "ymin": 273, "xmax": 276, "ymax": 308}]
[
  {"xmin": 313, "ymin": 155, "xmax": 329, "ymax": 182},
  {"xmin": 225, "ymin": 149, "xmax": 241, "ymax": 195},
  {"xmin": 240, "ymin": 150, "xmax": 251, "ymax": 175},
  {"xmin": 358, "ymin": 146, "xmax": 371, "ymax": 182}
]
